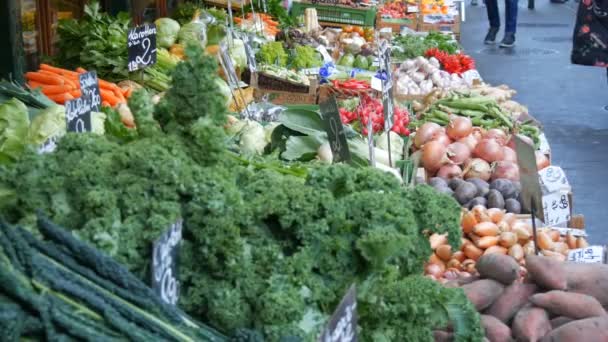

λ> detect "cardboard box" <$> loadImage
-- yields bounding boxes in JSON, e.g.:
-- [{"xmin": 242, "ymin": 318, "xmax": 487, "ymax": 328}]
[
  {"xmin": 376, "ymin": 14, "xmax": 418, "ymax": 33},
  {"xmin": 253, "ymin": 76, "xmax": 319, "ymax": 105},
  {"xmin": 417, "ymin": 13, "xmax": 461, "ymax": 40}
]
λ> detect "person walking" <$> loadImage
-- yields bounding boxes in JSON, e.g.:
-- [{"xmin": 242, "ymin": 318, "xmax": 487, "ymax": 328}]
[
  {"xmin": 483, "ymin": 0, "xmax": 518, "ymax": 48},
  {"xmin": 571, "ymin": 0, "xmax": 608, "ymax": 81}
]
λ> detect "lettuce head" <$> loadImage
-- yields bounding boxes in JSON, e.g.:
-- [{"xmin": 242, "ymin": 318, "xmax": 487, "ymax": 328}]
[{"xmin": 0, "ymin": 98, "xmax": 30, "ymax": 164}]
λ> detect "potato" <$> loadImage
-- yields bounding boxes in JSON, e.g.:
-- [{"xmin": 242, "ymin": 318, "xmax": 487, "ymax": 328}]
[
  {"xmin": 452, "ymin": 251, "xmax": 466, "ymax": 263},
  {"xmin": 484, "ymin": 245, "xmax": 508, "ymax": 255},
  {"xmin": 487, "ymin": 189, "xmax": 505, "ymax": 209},
  {"xmin": 550, "ymin": 316, "xmax": 573, "ymax": 330},
  {"xmin": 525, "ymin": 255, "xmax": 568, "ymax": 290},
  {"xmin": 467, "ymin": 178, "xmax": 490, "ymax": 197},
  {"xmin": 499, "ymin": 231, "xmax": 517, "ymax": 248},
  {"xmin": 522, "ymin": 240, "xmax": 536, "ymax": 255},
  {"xmin": 548, "ymin": 230, "xmax": 561, "ymax": 242},
  {"xmin": 461, "ymin": 211, "xmax": 477, "ymax": 234},
  {"xmin": 566, "ymin": 232, "xmax": 577, "ymax": 249},
  {"xmin": 462, "ymin": 279, "xmax": 505, "ymax": 311},
  {"xmin": 430, "ymin": 233, "xmax": 448, "ymax": 249},
  {"xmin": 490, "ymin": 178, "xmax": 518, "ymax": 199},
  {"xmin": 508, "ymin": 244, "xmax": 524, "ymax": 261},
  {"xmin": 473, "ymin": 222, "xmax": 500, "ymax": 237},
  {"xmin": 463, "ymin": 244, "xmax": 483, "ymax": 261},
  {"xmin": 513, "ymin": 225, "xmax": 531, "ymax": 241},
  {"xmin": 505, "ymin": 198, "xmax": 521, "ymax": 214},
  {"xmin": 537, "ymin": 231, "xmax": 554, "ymax": 250},
  {"xmin": 540, "ymin": 317, "xmax": 608, "ymax": 342},
  {"xmin": 433, "ymin": 330, "xmax": 453, "ymax": 342},
  {"xmin": 541, "ymin": 249, "xmax": 566, "ymax": 261},
  {"xmin": 436, "ymin": 245, "xmax": 452, "ymax": 262},
  {"xmin": 512, "ymin": 305, "xmax": 551, "ymax": 342},
  {"xmin": 476, "ymin": 253, "xmax": 520, "ymax": 285},
  {"xmin": 530, "ymin": 290, "xmax": 607, "ymax": 319},
  {"xmin": 481, "ymin": 315, "xmax": 511, "ymax": 342},
  {"xmin": 447, "ymin": 259, "xmax": 461, "ymax": 269},
  {"xmin": 486, "ymin": 283, "xmax": 538, "ymax": 323},
  {"xmin": 477, "ymin": 236, "xmax": 500, "ymax": 249}
]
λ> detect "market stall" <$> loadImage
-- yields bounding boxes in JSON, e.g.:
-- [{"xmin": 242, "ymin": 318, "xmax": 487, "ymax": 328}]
[{"xmin": 0, "ymin": 1, "xmax": 606, "ymax": 341}]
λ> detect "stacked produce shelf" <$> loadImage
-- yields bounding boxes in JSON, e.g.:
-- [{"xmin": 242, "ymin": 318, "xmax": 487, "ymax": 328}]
[{"xmin": 0, "ymin": 1, "xmax": 606, "ymax": 341}]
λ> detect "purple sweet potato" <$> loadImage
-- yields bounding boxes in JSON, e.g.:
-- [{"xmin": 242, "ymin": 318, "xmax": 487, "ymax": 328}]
[
  {"xmin": 477, "ymin": 254, "xmax": 520, "ymax": 285},
  {"xmin": 462, "ymin": 279, "xmax": 505, "ymax": 311},
  {"xmin": 525, "ymin": 255, "xmax": 567, "ymax": 290},
  {"xmin": 550, "ymin": 316, "xmax": 574, "ymax": 330},
  {"xmin": 540, "ymin": 316, "xmax": 608, "ymax": 342},
  {"xmin": 530, "ymin": 290, "xmax": 607, "ymax": 319},
  {"xmin": 486, "ymin": 283, "xmax": 538, "ymax": 323},
  {"xmin": 512, "ymin": 305, "xmax": 552, "ymax": 342},
  {"xmin": 481, "ymin": 315, "xmax": 511, "ymax": 342}
]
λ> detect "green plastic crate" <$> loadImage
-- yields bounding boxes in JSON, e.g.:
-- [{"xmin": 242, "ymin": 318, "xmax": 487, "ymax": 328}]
[{"xmin": 291, "ymin": 2, "xmax": 377, "ymax": 27}]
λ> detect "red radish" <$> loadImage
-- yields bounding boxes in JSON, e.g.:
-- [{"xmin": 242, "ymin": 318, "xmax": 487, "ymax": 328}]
[
  {"xmin": 474, "ymin": 139, "xmax": 504, "ymax": 162},
  {"xmin": 535, "ymin": 151, "xmax": 550, "ymax": 170},
  {"xmin": 422, "ymin": 140, "xmax": 450, "ymax": 172},
  {"xmin": 484, "ymin": 128, "xmax": 508, "ymax": 145},
  {"xmin": 447, "ymin": 142, "xmax": 471, "ymax": 165},
  {"xmin": 502, "ymin": 146, "xmax": 517, "ymax": 162},
  {"xmin": 491, "ymin": 161, "xmax": 520, "ymax": 181},
  {"xmin": 463, "ymin": 158, "xmax": 492, "ymax": 181},
  {"xmin": 447, "ymin": 116, "xmax": 473, "ymax": 140},
  {"xmin": 437, "ymin": 164, "xmax": 462, "ymax": 179},
  {"xmin": 414, "ymin": 122, "xmax": 441, "ymax": 148}
]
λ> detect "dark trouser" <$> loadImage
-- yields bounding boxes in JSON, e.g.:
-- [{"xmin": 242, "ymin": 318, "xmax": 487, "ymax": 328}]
[{"xmin": 486, "ymin": 0, "xmax": 519, "ymax": 33}]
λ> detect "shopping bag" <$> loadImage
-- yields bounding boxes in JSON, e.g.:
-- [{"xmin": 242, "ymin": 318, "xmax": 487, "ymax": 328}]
[{"xmin": 571, "ymin": 0, "xmax": 608, "ymax": 67}]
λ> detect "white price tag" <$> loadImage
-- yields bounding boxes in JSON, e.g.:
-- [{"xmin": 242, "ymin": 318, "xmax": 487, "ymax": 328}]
[
  {"xmin": 371, "ymin": 76, "xmax": 383, "ymax": 91},
  {"xmin": 538, "ymin": 133, "xmax": 551, "ymax": 155},
  {"xmin": 37, "ymin": 136, "xmax": 59, "ymax": 154},
  {"xmin": 462, "ymin": 69, "xmax": 482, "ymax": 86},
  {"xmin": 317, "ymin": 46, "xmax": 333, "ymax": 63},
  {"xmin": 542, "ymin": 191, "xmax": 571, "ymax": 226},
  {"xmin": 567, "ymin": 246, "xmax": 606, "ymax": 264},
  {"xmin": 407, "ymin": 5, "xmax": 419, "ymax": 12},
  {"xmin": 539, "ymin": 166, "xmax": 570, "ymax": 194},
  {"xmin": 549, "ymin": 227, "xmax": 587, "ymax": 237}
]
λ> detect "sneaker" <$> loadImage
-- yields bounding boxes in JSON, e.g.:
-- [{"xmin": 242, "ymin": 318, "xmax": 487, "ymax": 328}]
[
  {"xmin": 499, "ymin": 33, "xmax": 516, "ymax": 48},
  {"xmin": 484, "ymin": 27, "xmax": 500, "ymax": 44}
]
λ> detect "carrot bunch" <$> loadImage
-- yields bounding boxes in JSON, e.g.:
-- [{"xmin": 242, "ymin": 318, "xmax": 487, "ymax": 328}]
[
  {"xmin": 234, "ymin": 13, "xmax": 280, "ymax": 37},
  {"xmin": 25, "ymin": 64, "xmax": 130, "ymax": 107}
]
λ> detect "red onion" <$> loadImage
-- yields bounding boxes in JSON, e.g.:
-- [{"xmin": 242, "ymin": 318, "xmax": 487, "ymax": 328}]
[
  {"xmin": 432, "ymin": 131, "xmax": 452, "ymax": 147},
  {"xmin": 463, "ymin": 158, "xmax": 492, "ymax": 181},
  {"xmin": 447, "ymin": 116, "xmax": 473, "ymax": 140},
  {"xmin": 447, "ymin": 142, "xmax": 471, "ymax": 165},
  {"xmin": 484, "ymin": 128, "xmax": 509, "ymax": 145},
  {"xmin": 535, "ymin": 151, "xmax": 550, "ymax": 170},
  {"xmin": 507, "ymin": 134, "xmax": 533, "ymax": 149},
  {"xmin": 422, "ymin": 140, "xmax": 450, "ymax": 172},
  {"xmin": 491, "ymin": 161, "xmax": 520, "ymax": 181},
  {"xmin": 458, "ymin": 134, "xmax": 478, "ymax": 151},
  {"xmin": 474, "ymin": 139, "xmax": 504, "ymax": 162},
  {"xmin": 414, "ymin": 122, "xmax": 441, "ymax": 148},
  {"xmin": 502, "ymin": 146, "xmax": 517, "ymax": 162},
  {"xmin": 437, "ymin": 164, "xmax": 462, "ymax": 179}
]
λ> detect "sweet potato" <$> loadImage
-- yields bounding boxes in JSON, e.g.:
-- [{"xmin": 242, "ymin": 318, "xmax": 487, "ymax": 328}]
[
  {"xmin": 525, "ymin": 255, "xmax": 567, "ymax": 290},
  {"xmin": 476, "ymin": 253, "xmax": 520, "ymax": 285},
  {"xmin": 540, "ymin": 316, "xmax": 608, "ymax": 342},
  {"xmin": 563, "ymin": 262, "xmax": 608, "ymax": 306},
  {"xmin": 486, "ymin": 283, "xmax": 538, "ymax": 323},
  {"xmin": 433, "ymin": 330, "xmax": 453, "ymax": 342},
  {"xmin": 550, "ymin": 316, "xmax": 573, "ymax": 330},
  {"xmin": 481, "ymin": 315, "xmax": 511, "ymax": 342},
  {"xmin": 512, "ymin": 305, "xmax": 551, "ymax": 342},
  {"xmin": 462, "ymin": 279, "xmax": 504, "ymax": 311},
  {"xmin": 530, "ymin": 290, "xmax": 607, "ymax": 319}
]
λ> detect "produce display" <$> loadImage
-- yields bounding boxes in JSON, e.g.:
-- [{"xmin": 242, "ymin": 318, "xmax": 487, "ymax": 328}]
[{"xmin": 0, "ymin": 2, "xmax": 600, "ymax": 342}]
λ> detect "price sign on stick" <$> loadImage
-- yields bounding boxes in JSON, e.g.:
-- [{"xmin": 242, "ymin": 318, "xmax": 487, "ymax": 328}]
[
  {"xmin": 320, "ymin": 96, "xmax": 351, "ymax": 164},
  {"xmin": 127, "ymin": 24, "xmax": 157, "ymax": 72},
  {"xmin": 542, "ymin": 191, "xmax": 571, "ymax": 226},
  {"xmin": 539, "ymin": 165, "xmax": 570, "ymax": 194},
  {"xmin": 152, "ymin": 219, "xmax": 183, "ymax": 305},
  {"xmin": 514, "ymin": 135, "xmax": 544, "ymax": 222},
  {"xmin": 79, "ymin": 71, "xmax": 101, "ymax": 112},
  {"xmin": 319, "ymin": 285, "xmax": 357, "ymax": 342},
  {"xmin": 65, "ymin": 97, "xmax": 92, "ymax": 133},
  {"xmin": 568, "ymin": 246, "xmax": 606, "ymax": 264}
]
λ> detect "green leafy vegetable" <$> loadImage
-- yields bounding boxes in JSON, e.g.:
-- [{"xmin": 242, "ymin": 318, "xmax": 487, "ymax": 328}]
[
  {"xmin": 0, "ymin": 99, "xmax": 30, "ymax": 164},
  {"xmin": 258, "ymin": 42, "xmax": 288, "ymax": 67},
  {"xmin": 291, "ymin": 45, "xmax": 322, "ymax": 69},
  {"xmin": 155, "ymin": 17, "xmax": 181, "ymax": 48}
]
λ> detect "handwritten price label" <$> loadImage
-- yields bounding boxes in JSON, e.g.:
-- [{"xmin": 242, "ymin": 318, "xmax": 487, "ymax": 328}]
[
  {"xmin": 567, "ymin": 246, "xmax": 606, "ymax": 264},
  {"xmin": 319, "ymin": 285, "xmax": 357, "ymax": 342},
  {"xmin": 127, "ymin": 24, "xmax": 157, "ymax": 72},
  {"xmin": 79, "ymin": 71, "xmax": 101, "ymax": 112},
  {"xmin": 539, "ymin": 165, "xmax": 570, "ymax": 194},
  {"xmin": 65, "ymin": 97, "xmax": 92, "ymax": 133},
  {"xmin": 542, "ymin": 191, "xmax": 571, "ymax": 226},
  {"xmin": 152, "ymin": 219, "xmax": 183, "ymax": 305},
  {"xmin": 320, "ymin": 97, "xmax": 351, "ymax": 164}
]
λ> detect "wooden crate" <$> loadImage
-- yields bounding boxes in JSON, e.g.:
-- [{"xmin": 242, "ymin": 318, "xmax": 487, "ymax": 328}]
[
  {"xmin": 253, "ymin": 76, "xmax": 319, "ymax": 105},
  {"xmin": 376, "ymin": 14, "xmax": 418, "ymax": 33},
  {"xmin": 417, "ymin": 14, "xmax": 461, "ymax": 40}
]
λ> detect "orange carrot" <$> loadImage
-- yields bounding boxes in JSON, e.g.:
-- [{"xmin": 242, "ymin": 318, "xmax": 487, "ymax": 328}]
[
  {"xmin": 124, "ymin": 87, "xmax": 133, "ymax": 98},
  {"xmin": 25, "ymin": 72, "xmax": 65, "ymax": 85},
  {"xmin": 100, "ymin": 88, "xmax": 120, "ymax": 106},
  {"xmin": 70, "ymin": 89, "xmax": 82, "ymax": 98},
  {"xmin": 98, "ymin": 79, "xmax": 116, "ymax": 90},
  {"xmin": 39, "ymin": 64, "xmax": 79, "ymax": 77},
  {"xmin": 37, "ymin": 84, "xmax": 73, "ymax": 95},
  {"xmin": 76, "ymin": 67, "xmax": 88, "ymax": 74},
  {"xmin": 28, "ymin": 81, "xmax": 44, "ymax": 89},
  {"xmin": 101, "ymin": 101, "xmax": 111, "ymax": 107},
  {"xmin": 111, "ymin": 86, "xmax": 126, "ymax": 103},
  {"xmin": 47, "ymin": 93, "xmax": 74, "ymax": 104}
]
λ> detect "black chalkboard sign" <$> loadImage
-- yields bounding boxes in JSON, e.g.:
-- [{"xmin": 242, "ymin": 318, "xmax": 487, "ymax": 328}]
[
  {"xmin": 79, "ymin": 71, "xmax": 101, "ymax": 112},
  {"xmin": 320, "ymin": 96, "xmax": 351, "ymax": 163},
  {"xmin": 319, "ymin": 285, "xmax": 357, "ymax": 342},
  {"xmin": 65, "ymin": 97, "xmax": 92, "ymax": 133},
  {"xmin": 128, "ymin": 24, "xmax": 158, "ymax": 72},
  {"xmin": 151, "ymin": 219, "xmax": 183, "ymax": 305}
]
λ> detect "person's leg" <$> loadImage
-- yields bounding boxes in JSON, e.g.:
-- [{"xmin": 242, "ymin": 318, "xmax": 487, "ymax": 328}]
[
  {"xmin": 500, "ymin": 0, "xmax": 518, "ymax": 47},
  {"xmin": 484, "ymin": 0, "xmax": 501, "ymax": 43}
]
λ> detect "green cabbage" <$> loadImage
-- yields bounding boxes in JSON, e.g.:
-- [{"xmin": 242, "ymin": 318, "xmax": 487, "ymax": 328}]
[
  {"xmin": 0, "ymin": 99, "xmax": 30, "ymax": 164},
  {"xmin": 229, "ymin": 39, "xmax": 247, "ymax": 70},
  {"xmin": 27, "ymin": 104, "xmax": 66, "ymax": 146},
  {"xmin": 215, "ymin": 77, "xmax": 231, "ymax": 107},
  {"xmin": 155, "ymin": 18, "xmax": 181, "ymax": 48},
  {"xmin": 178, "ymin": 20, "xmax": 206, "ymax": 47},
  {"xmin": 91, "ymin": 111, "xmax": 106, "ymax": 135}
]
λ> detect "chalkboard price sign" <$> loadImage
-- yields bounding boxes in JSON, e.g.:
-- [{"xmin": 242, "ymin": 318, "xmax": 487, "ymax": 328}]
[
  {"xmin": 79, "ymin": 71, "xmax": 101, "ymax": 112},
  {"xmin": 65, "ymin": 97, "xmax": 92, "ymax": 133},
  {"xmin": 319, "ymin": 285, "xmax": 357, "ymax": 342},
  {"xmin": 152, "ymin": 219, "xmax": 183, "ymax": 305},
  {"xmin": 320, "ymin": 96, "xmax": 351, "ymax": 163},
  {"xmin": 128, "ymin": 24, "xmax": 158, "ymax": 72}
]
